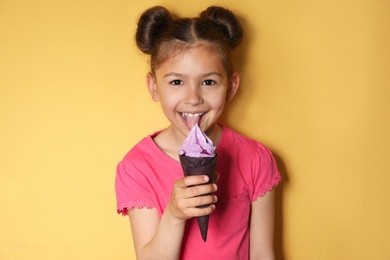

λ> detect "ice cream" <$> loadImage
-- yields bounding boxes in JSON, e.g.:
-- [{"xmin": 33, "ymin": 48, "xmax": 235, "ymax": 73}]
[
  {"xmin": 179, "ymin": 124, "xmax": 217, "ymax": 242},
  {"xmin": 178, "ymin": 124, "xmax": 216, "ymax": 157}
]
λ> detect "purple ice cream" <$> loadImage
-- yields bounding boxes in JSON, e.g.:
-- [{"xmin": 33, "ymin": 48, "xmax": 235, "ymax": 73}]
[
  {"xmin": 179, "ymin": 124, "xmax": 217, "ymax": 242},
  {"xmin": 179, "ymin": 124, "xmax": 216, "ymax": 157}
]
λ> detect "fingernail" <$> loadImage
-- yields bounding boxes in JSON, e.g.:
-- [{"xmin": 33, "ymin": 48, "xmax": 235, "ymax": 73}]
[{"xmin": 213, "ymin": 184, "xmax": 218, "ymax": 191}]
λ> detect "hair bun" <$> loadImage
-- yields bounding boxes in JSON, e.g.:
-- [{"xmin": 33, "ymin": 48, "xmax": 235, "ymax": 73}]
[
  {"xmin": 136, "ymin": 6, "xmax": 172, "ymax": 54},
  {"xmin": 200, "ymin": 6, "xmax": 243, "ymax": 48}
]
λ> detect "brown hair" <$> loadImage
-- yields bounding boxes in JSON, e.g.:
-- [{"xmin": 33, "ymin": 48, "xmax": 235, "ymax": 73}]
[{"xmin": 135, "ymin": 6, "xmax": 243, "ymax": 77}]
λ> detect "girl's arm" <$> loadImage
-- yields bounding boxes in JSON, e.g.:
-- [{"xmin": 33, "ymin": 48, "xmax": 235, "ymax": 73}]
[
  {"xmin": 249, "ymin": 190, "xmax": 276, "ymax": 260},
  {"xmin": 128, "ymin": 175, "xmax": 217, "ymax": 260},
  {"xmin": 128, "ymin": 207, "xmax": 185, "ymax": 260}
]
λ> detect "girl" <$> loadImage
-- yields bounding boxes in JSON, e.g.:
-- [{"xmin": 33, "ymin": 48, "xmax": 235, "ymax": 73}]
[{"xmin": 116, "ymin": 6, "xmax": 281, "ymax": 260}]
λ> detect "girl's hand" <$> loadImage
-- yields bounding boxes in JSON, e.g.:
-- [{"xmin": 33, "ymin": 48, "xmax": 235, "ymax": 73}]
[{"xmin": 166, "ymin": 175, "xmax": 218, "ymax": 222}]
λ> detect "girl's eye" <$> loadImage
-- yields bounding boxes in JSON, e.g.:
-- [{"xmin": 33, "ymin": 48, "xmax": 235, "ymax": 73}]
[
  {"xmin": 203, "ymin": 79, "xmax": 216, "ymax": 86},
  {"xmin": 169, "ymin": 79, "xmax": 183, "ymax": 85}
]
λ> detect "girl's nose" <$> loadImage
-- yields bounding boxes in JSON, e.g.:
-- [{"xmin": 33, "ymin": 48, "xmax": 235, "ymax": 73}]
[{"xmin": 184, "ymin": 87, "xmax": 203, "ymax": 106}]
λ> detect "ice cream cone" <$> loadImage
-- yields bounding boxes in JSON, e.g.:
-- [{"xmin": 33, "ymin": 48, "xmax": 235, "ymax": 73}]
[{"xmin": 179, "ymin": 154, "xmax": 217, "ymax": 242}]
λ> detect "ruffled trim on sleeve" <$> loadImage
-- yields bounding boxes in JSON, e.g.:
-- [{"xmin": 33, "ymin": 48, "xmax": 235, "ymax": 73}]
[
  {"xmin": 117, "ymin": 199, "xmax": 156, "ymax": 216},
  {"xmin": 253, "ymin": 174, "xmax": 282, "ymax": 201}
]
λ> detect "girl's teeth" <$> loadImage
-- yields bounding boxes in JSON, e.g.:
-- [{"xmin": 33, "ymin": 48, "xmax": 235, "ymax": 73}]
[{"xmin": 181, "ymin": 113, "xmax": 203, "ymax": 118}]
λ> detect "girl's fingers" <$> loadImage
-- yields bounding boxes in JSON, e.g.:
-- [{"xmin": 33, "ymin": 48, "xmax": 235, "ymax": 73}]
[
  {"xmin": 190, "ymin": 194, "xmax": 218, "ymax": 208},
  {"xmin": 176, "ymin": 193, "xmax": 217, "ymax": 210},
  {"xmin": 182, "ymin": 175, "xmax": 210, "ymax": 187},
  {"xmin": 184, "ymin": 183, "xmax": 217, "ymax": 198},
  {"xmin": 186, "ymin": 203, "xmax": 216, "ymax": 217},
  {"xmin": 175, "ymin": 172, "xmax": 219, "ymax": 189},
  {"xmin": 170, "ymin": 175, "xmax": 218, "ymax": 219}
]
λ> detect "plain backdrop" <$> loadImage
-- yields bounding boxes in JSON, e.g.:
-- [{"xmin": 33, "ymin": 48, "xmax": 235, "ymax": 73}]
[{"xmin": 1, "ymin": 0, "xmax": 389, "ymax": 259}]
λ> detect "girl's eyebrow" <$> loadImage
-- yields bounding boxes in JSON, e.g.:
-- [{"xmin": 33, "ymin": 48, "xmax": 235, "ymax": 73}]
[
  {"xmin": 164, "ymin": 72, "xmax": 222, "ymax": 78},
  {"xmin": 164, "ymin": 72, "xmax": 185, "ymax": 78},
  {"xmin": 203, "ymin": 72, "xmax": 222, "ymax": 77}
]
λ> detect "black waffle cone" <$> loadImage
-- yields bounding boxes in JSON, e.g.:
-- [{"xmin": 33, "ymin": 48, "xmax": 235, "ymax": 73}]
[{"xmin": 179, "ymin": 154, "xmax": 217, "ymax": 242}]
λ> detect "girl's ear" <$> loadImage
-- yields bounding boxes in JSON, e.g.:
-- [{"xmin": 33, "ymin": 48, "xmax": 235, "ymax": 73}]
[
  {"xmin": 146, "ymin": 73, "xmax": 160, "ymax": 102},
  {"xmin": 226, "ymin": 72, "xmax": 240, "ymax": 102}
]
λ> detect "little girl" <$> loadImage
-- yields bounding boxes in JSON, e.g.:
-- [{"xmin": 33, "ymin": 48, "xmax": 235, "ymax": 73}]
[{"xmin": 116, "ymin": 5, "xmax": 281, "ymax": 259}]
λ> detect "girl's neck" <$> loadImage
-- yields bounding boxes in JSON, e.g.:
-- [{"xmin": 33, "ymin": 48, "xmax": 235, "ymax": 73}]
[{"xmin": 153, "ymin": 124, "xmax": 222, "ymax": 161}]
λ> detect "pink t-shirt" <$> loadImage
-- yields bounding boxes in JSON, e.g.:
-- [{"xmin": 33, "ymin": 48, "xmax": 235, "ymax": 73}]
[{"xmin": 115, "ymin": 126, "xmax": 281, "ymax": 259}]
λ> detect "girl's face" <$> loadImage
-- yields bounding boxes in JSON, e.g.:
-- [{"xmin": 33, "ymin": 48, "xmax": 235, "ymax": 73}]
[{"xmin": 147, "ymin": 46, "xmax": 239, "ymax": 142}]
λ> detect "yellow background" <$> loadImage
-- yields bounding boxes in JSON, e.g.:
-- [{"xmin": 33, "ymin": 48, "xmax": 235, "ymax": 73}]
[{"xmin": 1, "ymin": 0, "xmax": 389, "ymax": 259}]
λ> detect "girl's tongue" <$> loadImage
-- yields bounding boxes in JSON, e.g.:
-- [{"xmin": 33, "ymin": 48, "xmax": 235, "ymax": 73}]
[{"xmin": 184, "ymin": 113, "xmax": 201, "ymax": 131}]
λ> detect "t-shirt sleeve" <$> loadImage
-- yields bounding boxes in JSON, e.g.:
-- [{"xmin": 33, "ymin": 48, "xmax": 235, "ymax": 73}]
[
  {"xmin": 115, "ymin": 161, "xmax": 157, "ymax": 216},
  {"xmin": 251, "ymin": 143, "xmax": 282, "ymax": 201}
]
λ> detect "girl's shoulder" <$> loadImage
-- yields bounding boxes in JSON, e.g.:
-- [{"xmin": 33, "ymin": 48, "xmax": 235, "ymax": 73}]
[
  {"xmin": 220, "ymin": 125, "xmax": 258, "ymax": 147},
  {"xmin": 219, "ymin": 125, "xmax": 274, "ymax": 158},
  {"xmin": 124, "ymin": 134, "xmax": 155, "ymax": 158},
  {"xmin": 221, "ymin": 125, "xmax": 259, "ymax": 140},
  {"xmin": 121, "ymin": 130, "xmax": 179, "ymax": 168}
]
